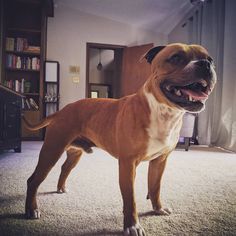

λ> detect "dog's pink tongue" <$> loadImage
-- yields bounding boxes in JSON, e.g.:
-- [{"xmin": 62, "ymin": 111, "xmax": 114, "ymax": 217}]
[{"xmin": 180, "ymin": 89, "xmax": 208, "ymax": 100}]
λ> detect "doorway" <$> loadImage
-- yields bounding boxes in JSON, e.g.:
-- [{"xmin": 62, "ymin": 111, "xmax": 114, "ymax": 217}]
[
  {"xmin": 86, "ymin": 42, "xmax": 154, "ymax": 98},
  {"xmin": 86, "ymin": 43, "xmax": 125, "ymax": 99}
]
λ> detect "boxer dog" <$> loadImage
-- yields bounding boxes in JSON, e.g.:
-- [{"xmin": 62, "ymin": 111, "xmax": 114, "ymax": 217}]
[{"xmin": 24, "ymin": 43, "xmax": 216, "ymax": 236}]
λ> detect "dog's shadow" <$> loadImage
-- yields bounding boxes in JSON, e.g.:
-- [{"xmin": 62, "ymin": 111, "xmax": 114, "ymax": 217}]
[
  {"xmin": 0, "ymin": 213, "xmax": 25, "ymax": 220},
  {"xmin": 38, "ymin": 191, "xmax": 58, "ymax": 195},
  {"xmin": 0, "ymin": 213, "xmax": 122, "ymax": 235},
  {"xmin": 139, "ymin": 211, "xmax": 157, "ymax": 217},
  {"xmin": 0, "ymin": 192, "xmax": 155, "ymax": 235},
  {"xmin": 82, "ymin": 231, "xmax": 122, "ymax": 236}
]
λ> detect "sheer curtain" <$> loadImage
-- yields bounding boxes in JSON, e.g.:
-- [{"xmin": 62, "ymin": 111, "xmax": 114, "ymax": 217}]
[{"xmin": 188, "ymin": 0, "xmax": 236, "ymax": 152}]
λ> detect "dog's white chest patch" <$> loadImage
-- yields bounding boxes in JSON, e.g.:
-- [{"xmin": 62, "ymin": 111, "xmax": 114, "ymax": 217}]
[{"xmin": 144, "ymin": 90, "xmax": 184, "ymax": 161}]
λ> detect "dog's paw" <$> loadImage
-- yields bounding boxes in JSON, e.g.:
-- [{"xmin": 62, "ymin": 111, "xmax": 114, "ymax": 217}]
[
  {"xmin": 25, "ymin": 208, "xmax": 41, "ymax": 219},
  {"xmin": 124, "ymin": 223, "xmax": 146, "ymax": 236},
  {"xmin": 154, "ymin": 207, "xmax": 172, "ymax": 216},
  {"xmin": 57, "ymin": 187, "xmax": 69, "ymax": 194}
]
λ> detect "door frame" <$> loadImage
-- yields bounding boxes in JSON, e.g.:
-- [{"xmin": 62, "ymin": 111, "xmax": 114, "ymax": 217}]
[{"xmin": 86, "ymin": 42, "xmax": 126, "ymax": 98}]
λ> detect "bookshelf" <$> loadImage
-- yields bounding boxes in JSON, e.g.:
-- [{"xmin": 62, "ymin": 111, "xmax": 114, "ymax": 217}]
[
  {"xmin": 44, "ymin": 61, "xmax": 60, "ymax": 117},
  {"xmin": 1, "ymin": 0, "xmax": 53, "ymax": 140}
]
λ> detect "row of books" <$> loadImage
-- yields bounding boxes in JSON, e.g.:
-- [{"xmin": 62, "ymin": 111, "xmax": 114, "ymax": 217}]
[
  {"xmin": 23, "ymin": 98, "xmax": 39, "ymax": 111},
  {"xmin": 3, "ymin": 78, "xmax": 33, "ymax": 94},
  {"xmin": 6, "ymin": 37, "xmax": 40, "ymax": 53},
  {"xmin": 6, "ymin": 54, "xmax": 40, "ymax": 70}
]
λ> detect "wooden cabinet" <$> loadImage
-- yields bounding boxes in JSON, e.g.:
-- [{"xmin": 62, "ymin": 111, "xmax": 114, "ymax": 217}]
[
  {"xmin": 1, "ymin": 0, "xmax": 53, "ymax": 140},
  {"xmin": 0, "ymin": 85, "xmax": 23, "ymax": 152}
]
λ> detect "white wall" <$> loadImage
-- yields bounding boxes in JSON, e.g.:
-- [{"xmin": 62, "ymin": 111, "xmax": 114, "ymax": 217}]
[
  {"xmin": 168, "ymin": 7, "xmax": 197, "ymax": 44},
  {"xmin": 168, "ymin": 20, "xmax": 189, "ymax": 44},
  {"xmin": 47, "ymin": 5, "xmax": 167, "ymax": 108}
]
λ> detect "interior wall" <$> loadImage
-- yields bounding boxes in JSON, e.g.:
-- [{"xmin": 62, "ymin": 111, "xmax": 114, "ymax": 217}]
[
  {"xmin": 89, "ymin": 49, "xmax": 114, "ymax": 85},
  {"xmin": 47, "ymin": 5, "xmax": 167, "ymax": 108},
  {"xmin": 168, "ymin": 20, "xmax": 189, "ymax": 44},
  {"xmin": 168, "ymin": 7, "xmax": 197, "ymax": 44}
]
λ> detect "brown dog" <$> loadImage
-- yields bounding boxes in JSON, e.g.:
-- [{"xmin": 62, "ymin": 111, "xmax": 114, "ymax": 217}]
[{"xmin": 24, "ymin": 43, "xmax": 216, "ymax": 236}]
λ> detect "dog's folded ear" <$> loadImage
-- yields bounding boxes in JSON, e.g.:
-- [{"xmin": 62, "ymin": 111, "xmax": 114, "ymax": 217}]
[{"xmin": 140, "ymin": 46, "xmax": 166, "ymax": 64}]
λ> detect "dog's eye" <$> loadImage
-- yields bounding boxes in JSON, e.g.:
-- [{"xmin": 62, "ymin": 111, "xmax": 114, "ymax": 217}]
[
  {"xmin": 207, "ymin": 56, "xmax": 213, "ymax": 63},
  {"xmin": 207, "ymin": 57, "xmax": 215, "ymax": 68},
  {"xmin": 168, "ymin": 54, "xmax": 184, "ymax": 64}
]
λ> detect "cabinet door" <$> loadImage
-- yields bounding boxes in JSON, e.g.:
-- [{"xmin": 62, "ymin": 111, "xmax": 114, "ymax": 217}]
[{"xmin": 4, "ymin": 98, "xmax": 21, "ymax": 140}]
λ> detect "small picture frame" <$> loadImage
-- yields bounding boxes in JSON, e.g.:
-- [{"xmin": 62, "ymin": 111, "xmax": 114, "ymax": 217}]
[
  {"xmin": 45, "ymin": 61, "xmax": 59, "ymax": 82},
  {"xmin": 91, "ymin": 90, "xmax": 99, "ymax": 98}
]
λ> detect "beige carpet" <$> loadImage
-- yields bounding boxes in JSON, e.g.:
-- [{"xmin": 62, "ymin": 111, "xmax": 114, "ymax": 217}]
[{"xmin": 0, "ymin": 142, "xmax": 235, "ymax": 236}]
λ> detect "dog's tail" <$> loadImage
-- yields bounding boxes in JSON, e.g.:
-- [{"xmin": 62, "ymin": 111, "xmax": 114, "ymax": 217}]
[{"xmin": 22, "ymin": 113, "xmax": 56, "ymax": 131}]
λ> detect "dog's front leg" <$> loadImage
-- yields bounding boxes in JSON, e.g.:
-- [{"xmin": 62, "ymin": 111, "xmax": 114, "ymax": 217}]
[
  {"xmin": 119, "ymin": 159, "xmax": 145, "ymax": 236},
  {"xmin": 147, "ymin": 153, "xmax": 171, "ymax": 216}
]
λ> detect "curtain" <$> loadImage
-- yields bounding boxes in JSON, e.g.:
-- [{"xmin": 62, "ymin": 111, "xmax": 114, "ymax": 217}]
[
  {"xmin": 219, "ymin": 0, "xmax": 236, "ymax": 152},
  {"xmin": 187, "ymin": 0, "xmax": 236, "ymax": 152}
]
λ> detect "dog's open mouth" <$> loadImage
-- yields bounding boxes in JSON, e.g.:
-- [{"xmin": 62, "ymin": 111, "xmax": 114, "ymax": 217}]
[{"xmin": 161, "ymin": 79, "xmax": 212, "ymax": 111}]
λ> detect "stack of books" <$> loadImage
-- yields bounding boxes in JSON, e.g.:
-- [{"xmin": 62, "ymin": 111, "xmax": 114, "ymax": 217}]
[
  {"xmin": 24, "ymin": 46, "xmax": 40, "ymax": 54},
  {"xmin": 6, "ymin": 37, "xmax": 40, "ymax": 53}
]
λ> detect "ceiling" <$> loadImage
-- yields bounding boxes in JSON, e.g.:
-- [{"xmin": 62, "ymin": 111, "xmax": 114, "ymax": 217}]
[{"xmin": 56, "ymin": 0, "xmax": 194, "ymax": 34}]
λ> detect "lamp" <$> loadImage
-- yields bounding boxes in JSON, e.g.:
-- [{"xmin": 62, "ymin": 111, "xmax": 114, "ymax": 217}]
[{"xmin": 97, "ymin": 49, "xmax": 103, "ymax": 71}]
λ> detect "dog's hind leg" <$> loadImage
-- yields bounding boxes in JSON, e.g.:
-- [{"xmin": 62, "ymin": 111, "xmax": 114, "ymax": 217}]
[
  {"xmin": 25, "ymin": 141, "xmax": 66, "ymax": 219},
  {"xmin": 57, "ymin": 148, "xmax": 82, "ymax": 193}
]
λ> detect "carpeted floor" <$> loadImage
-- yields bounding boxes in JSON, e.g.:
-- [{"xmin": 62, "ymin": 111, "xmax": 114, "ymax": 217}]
[{"xmin": 0, "ymin": 142, "xmax": 235, "ymax": 236}]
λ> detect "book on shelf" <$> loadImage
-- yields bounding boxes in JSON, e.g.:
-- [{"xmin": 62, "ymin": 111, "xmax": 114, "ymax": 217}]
[
  {"xmin": 32, "ymin": 57, "xmax": 40, "ymax": 70},
  {"xmin": 6, "ymin": 37, "xmax": 15, "ymax": 51},
  {"xmin": 16, "ymin": 37, "xmax": 28, "ymax": 51},
  {"xmin": 25, "ymin": 98, "xmax": 31, "ymax": 110},
  {"xmin": 23, "ymin": 98, "xmax": 39, "ymax": 110},
  {"xmin": 24, "ymin": 46, "xmax": 40, "ymax": 54},
  {"xmin": 29, "ymin": 98, "xmax": 39, "ymax": 110}
]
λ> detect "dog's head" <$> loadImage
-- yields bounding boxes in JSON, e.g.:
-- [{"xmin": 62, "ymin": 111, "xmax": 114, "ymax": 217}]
[{"xmin": 143, "ymin": 43, "xmax": 217, "ymax": 113}]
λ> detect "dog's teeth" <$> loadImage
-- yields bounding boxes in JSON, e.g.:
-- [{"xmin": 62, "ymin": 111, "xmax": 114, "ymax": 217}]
[
  {"xmin": 175, "ymin": 89, "xmax": 181, "ymax": 96},
  {"xmin": 189, "ymin": 95, "xmax": 193, "ymax": 101},
  {"xmin": 199, "ymin": 79, "xmax": 207, "ymax": 87},
  {"xmin": 166, "ymin": 85, "xmax": 171, "ymax": 91}
]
